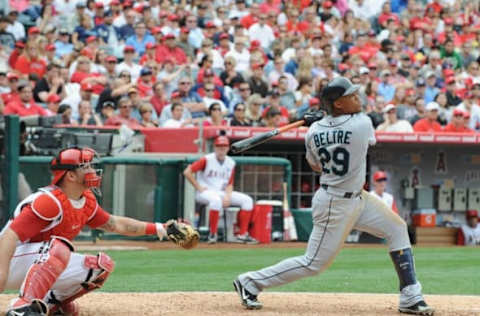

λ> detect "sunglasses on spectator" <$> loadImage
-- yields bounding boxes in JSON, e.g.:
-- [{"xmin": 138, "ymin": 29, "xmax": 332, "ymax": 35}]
[
  {"xmin": 180, "ymin": 82, "xmax": 191, "ymax": 85},
  {"xmin": 240, "ymin": 87, "xmax": 250, "ymax": 91},
  {"xmin": 205, "ymin": 88, "xmax": 214, "ymax": 92},
  {"xmin": 119, "ymin": 105, "xmax": 132, "ymax": 109}
]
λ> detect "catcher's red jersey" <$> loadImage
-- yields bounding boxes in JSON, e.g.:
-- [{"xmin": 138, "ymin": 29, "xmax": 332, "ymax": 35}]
[{"xmin": 6, "ymin": 186, "xmax": 110, "ymax": 242}]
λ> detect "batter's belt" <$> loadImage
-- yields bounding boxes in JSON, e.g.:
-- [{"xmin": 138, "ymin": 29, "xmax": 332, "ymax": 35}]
[{"xmin": 321, "ymin": 184, "xmax": 361, "ymax": 199}]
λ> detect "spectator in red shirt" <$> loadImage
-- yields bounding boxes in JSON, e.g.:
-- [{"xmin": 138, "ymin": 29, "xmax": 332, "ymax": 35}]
[
  {"xmin": 1, "ymin": 73, "xmax": 21, "ymax": 105},
  {"xmin": 413, "ymin": 101, "xmax": 443, "ymax": 132},
  {"xmin": 155, "ymin": 34, "xmax": 187, "ymax": 65},
  {"xmin": 150, "ymin": 82, "xmax": 168, "ymax": 117},
  {"xmin": 378, "ymin": 2, "xmax": 399, "ymax": 28},
  {"xmin": 70, "ymin": 56, "xmax": 107, "ymax": 95},
  {"xmin": 45, "ymin": 94, "xmax": 61, "ymax": 116},
  {"xmin": 443, "ymin": 109, "xmax": 474, "ymax": 133},
  {"xmin": 14, "ymin": 42, "xmax": 47, "ymax": 79},
  {"xmin": 136, "ymin": 67, "xmax": 155, "ymax": 98},
  {"xmin": 240, "ymin": 2, "xmax": 260, "ymax": 29},
  {"xmin": 3, "ymin": 81, "xmax": 48, "ymax": 117},
  {"xmin": 104, "ymin": 96, "xmax": 143, "ymax": 129},
  {"xmin": 203, "ymin": 102, "xmax": 228, "ymax": 127},
  {"xmin": 8, "ymin": 41, "xmax": 25, "ymax": 69},
  {"xmin": 139, "ymin": 43, "xmax": 156, "ymax": 65}
]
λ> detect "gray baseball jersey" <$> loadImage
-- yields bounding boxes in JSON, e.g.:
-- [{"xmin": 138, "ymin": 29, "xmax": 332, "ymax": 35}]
[{"xmin": 305, "ymin": 113, "xmax": 376, "ymax": 192}]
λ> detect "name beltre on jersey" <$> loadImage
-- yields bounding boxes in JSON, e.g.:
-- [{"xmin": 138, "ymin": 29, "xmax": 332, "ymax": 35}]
[{"xmin": 313, "ymin": 130, "xmax": 352, "ymax": 147}]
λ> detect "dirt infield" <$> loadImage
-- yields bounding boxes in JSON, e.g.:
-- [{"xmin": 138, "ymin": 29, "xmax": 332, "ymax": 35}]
[{"xmin": 1, "ymin": 292, "xmax": 479, "ymax": 315}]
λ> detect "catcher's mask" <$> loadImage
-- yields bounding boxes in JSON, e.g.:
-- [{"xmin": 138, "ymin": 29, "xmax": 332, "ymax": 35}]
[
  {"xmin": 50, "ymin": 147, "xmax": 103, "ymax": 195},
  {"xmin": 320, "ymin": 77, "xmax": 360, "ymax": 113}
]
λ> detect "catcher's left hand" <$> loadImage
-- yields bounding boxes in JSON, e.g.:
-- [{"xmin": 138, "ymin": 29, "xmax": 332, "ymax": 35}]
[{"xmin": 165, "ymin": 220, "xmax": 200, "ymax": 249}]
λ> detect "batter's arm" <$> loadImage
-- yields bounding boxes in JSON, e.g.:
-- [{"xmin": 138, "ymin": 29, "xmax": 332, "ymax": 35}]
[
  {"xmin": 306, "ymin": 149, "xmax": 323, "ymax": 174},
  {"xmin": 0, "ymin": 228, "xmax": 20, "ymax": 293},
  {"xmin": 98, "ymin": 215, "xmax": 164, "ymax": 237}
]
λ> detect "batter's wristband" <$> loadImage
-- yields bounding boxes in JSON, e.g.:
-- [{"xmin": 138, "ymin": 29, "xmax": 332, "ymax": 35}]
[{"xmin": 146, "ymin": 222, "xmax": 157, "ymax": 235}]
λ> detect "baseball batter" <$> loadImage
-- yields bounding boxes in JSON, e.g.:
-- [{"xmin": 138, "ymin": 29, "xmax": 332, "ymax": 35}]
[
  {"xmin": 184, "ymin": 135, "xmax": 257, "ymax": 244},
  {"xmin": 233, "ymin": 77, "xmax": 434, "ymax": 315},
  {"xmin": 0, "ymin": 147, "xmax": 196, "ymax": 316},
  {"xmin": 370, "ymin": 171, "xmax": 399, "ymax": 214}
]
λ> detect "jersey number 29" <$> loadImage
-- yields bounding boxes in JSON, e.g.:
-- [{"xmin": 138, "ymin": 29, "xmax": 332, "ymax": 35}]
[{"xmin": 318, "ymin": 147, "xmax": 350, "ymax": 176}]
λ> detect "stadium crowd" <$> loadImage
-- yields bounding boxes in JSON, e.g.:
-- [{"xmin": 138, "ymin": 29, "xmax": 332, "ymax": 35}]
[{"xmin": 0, "ymin": 0, "xmax": 479, "ymax": 133}]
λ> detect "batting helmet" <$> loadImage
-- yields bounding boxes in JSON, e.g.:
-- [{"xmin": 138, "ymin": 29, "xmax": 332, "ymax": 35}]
[
  {"xmin": 50, "ymin": 147, "xmax": 102, "ymax": 189},
  {"xmin": 320, "ymin": 77, "xmax": 360, "ymax": 112}
]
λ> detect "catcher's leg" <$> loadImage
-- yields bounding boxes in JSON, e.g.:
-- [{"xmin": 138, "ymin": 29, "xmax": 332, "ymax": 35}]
[
  {"xmin": 7, "ymin": 237, "xmax": 74, "ymax": 316},
  {"xmin": 354, "ymin": 192, "xmax": 434, "ymax": 315},
  {"xmin": 47, "ymin": 252, "xmax": 115, "ymax": 316}
]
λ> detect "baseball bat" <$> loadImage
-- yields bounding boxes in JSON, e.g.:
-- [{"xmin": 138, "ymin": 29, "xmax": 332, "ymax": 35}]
[{"xmin": 230, "ymin": 120, "xmax": 305, "ymax": 153}]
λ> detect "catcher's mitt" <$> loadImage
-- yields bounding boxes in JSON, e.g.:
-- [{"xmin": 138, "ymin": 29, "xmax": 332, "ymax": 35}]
[{"xmin": 165, "ymin": 220, "xmax": 200, "ymax": 249}]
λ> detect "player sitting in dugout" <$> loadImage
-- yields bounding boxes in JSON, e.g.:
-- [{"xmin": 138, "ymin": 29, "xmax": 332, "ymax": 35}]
[
  {"xmin": 457, "ymin": 210, "xmax": 480, "ymax": 246},
  {"xmin": 183, "ymin": 135, "xmax": 258, "ymax": 244},
  {"xmin": 0, "ymin": 147, "xmax": 198, "ymax": 316}
]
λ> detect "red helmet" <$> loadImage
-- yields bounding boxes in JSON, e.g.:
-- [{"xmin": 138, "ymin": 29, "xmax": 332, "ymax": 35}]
[
  {"xmin": 50, "ymin": 147, "xmax": 102, "ymax": 189},
  {"xmin": 214, "ymin": 136, "xmax": 229, "ymax": 147}
]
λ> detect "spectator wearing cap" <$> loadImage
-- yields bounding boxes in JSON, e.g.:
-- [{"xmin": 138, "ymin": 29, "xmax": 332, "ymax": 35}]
[
  {"xmin": 0, "ymin": 17, "xmax": 15, "ymax": 50},
  {"xmin": 125, "ymin": 21, "xmax": 154, "ymax": 56},
  {"xmin": 423, "ymin": 71, "xmax": 439, "ymax": 104},
  {"xmin": 262, "ymin": 106, "xmax": 282, "ymax": 128},
  {"xmin": 160, "ymin": 14, "xmax": 180, "ymax": 37},
  {"xmin": 443, "ymin": 76, "xmax": 460, "ymax": 108},
  {"xmin": 33, "ymin": 63, "xmax": 64, "ymax": 103},
  {"xmin": 216, "ymin": 32, "xmax": 232, "ymax": 57},
  {"xmin": 4, "ymin": 82, "xmax": 48, "ymax": 117},
  {"xmin": 1, "ymin": 73, "xmax": 20, "ymax": 105},
  {"xmin": 8, "ymin": 41, "xmax": 25, "ymax": 70},
  {"xmin": 377, "ymin": 69, "xmax": 396, "ymax": 103},
  {"xmin": 70, "ymin": 56, "xmax": 107, "ymax": 95},
  {"xmin": 99, "ymin": 100, "xmax": 116, "ymax": 123},
  {"xmin": 248, "ymin": 63, "xmax": 268, "ymax": 98},
  {"xmin": 229, "ymin": 81, "xmax": 252, "ymax": 112},
  {"xmin": 229, "ymin": 103, "xmax": 250, "ymax": 126},
  {"xmin": 93, "ymin": 10, "xmax": 123, "ymax": 57},
  {"xmin": 443, "ymin": 109, "xmax": 473, "ymax": 133},
  {"xmin": 203, "ymin": 102, "xmax": 228, "ymax": 127},
  {"xmin": 376, "ymin": 104, "xmax": 414, "ymax": 133},
  {"xmin": 185, "ymin": 15, "xmax": 205, "ymax": 50},
  {"xmin": 413, "ymin": 101, "xmax": 443, "ymax": 132},
  {"xmin": 138, "ymin": 42, "xmax": 156, "ymax": 65},
  {"xmin": 14, "ymin": 42, "xmax": 47, "ymax": 79},
  {"xmin": 93, "ymin": 1, "xmax": 105, "ymax": 26},
  {"xmin": 136, "ymin": 67, "xmax": 155, "ymax": 98},
  {"xmin": 369, "ymin": 171, "xmax": 399, "ymax": 214},
  {"xmin": 104, "ymin": 96, "xmax": 143, "ymax": 129},
  {"xmin": 248, "ymin": 13, "xmax": 275, "ymax": 51},
  {"xmin": 54, "ymin": 29, "xmax": 74, "ymax": 59},
  {"xmin": 44, "ymin": 94, "xmax": 61, "ymax": 116},
  {"xmin": 156, "ymin": 33, "xmax": 188, "ymax": 65},
  {"xmin": 73, "ymin": 13, "xmax": 96, "ymax": 45},
  {"xmin": 263, "ymin": 92, "xmax": 289, "ymax": 125},
  {"xmin": 456, "ymin": 210, "xmax": 480, "ymax": 246},
  {"xmin": 456, "ymin": 95, "xmax": 480, "ymax": 131},
  {"xmin": 176, "ymin": 27, "xmax": 195, "ymax": 60},
  {"xmin": 5, "ymin": 10, "xmax": 25, "ymax": 41},
  {"xmin": 225, "ymin": 37, "xmax": 251, "ymax": 74},
  {"xmin": 116, "ymin": 45, "xmax": 142, "ymax": 81},
  {"xmin": 220, "ymin": 56, "xmax": 244, "ymax": 89}
]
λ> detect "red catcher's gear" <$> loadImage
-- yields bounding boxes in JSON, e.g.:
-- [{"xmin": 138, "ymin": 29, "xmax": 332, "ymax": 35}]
[
  {"xmin": 50, "ymin": 147, "xmax": 102, "ymax": 189},
  {"xmin": 29, "ymin": 186, "xmax": 99, "ymax": 242},
  {"xmin": 11, "ymin": 238, "xmax": 72, "ymax": 311},
  {"xmin": 214, "ymin": 136, "xmax": 229, "ymax": 147}
]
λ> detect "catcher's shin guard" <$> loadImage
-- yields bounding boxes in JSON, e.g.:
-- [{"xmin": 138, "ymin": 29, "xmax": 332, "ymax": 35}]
[
  {"xmin": 49, "ymin": 252, "xmax": 114, "ymax": 314},
  {"xmin": 390, "ymin": 248, "xmax": 417, "ymax": 290},
  {"xmin": 10, "ymin": 238, "xmax": 73, "ymax": 314}
]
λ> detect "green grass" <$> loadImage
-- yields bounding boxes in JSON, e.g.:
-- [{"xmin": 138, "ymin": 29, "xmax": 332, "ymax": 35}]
[{"xmin": 99, "ymin": 247, "xmax": 479, "ymax": 295}]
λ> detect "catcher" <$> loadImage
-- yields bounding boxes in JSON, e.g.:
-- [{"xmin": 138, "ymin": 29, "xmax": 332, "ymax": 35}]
[{"xmin": 0, "ymin": 147, "xmax": 198, "ymax": 316}]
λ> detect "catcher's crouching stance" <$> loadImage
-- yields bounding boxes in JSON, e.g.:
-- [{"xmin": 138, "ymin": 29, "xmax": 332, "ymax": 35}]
[{"xmin": 0, "ymin": 147, "xmax": 198, "ymax": 316}]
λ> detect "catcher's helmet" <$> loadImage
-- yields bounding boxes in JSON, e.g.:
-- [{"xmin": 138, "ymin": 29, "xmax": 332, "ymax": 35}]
[
  {"xmin": 320, "ymin": 77, "xmax": 360, "ymax": 111},
  {"xmin": 50, "ymin": 147, "xmax": 102, "ymax": 189}
]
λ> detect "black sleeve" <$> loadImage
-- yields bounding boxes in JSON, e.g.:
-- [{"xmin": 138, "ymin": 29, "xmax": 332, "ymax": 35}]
[{"xmin": 33, "ymin": 79, "xmax": 50, "ymax": 103}]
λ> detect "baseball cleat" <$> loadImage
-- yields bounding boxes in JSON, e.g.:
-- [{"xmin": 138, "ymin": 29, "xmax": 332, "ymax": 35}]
[
  {"xmin": 6, "ymin": 299, "xmax": 48, "ymax": 316},
  {"xmin": 207, "ymin": 234, "xmax": 218, "ymax": 244},
  {"xmin": 233, "ymin": 279, "xmax": 263, "ymax": 310},
  {"xmin": 236, "ymin": 234, "xmax": 259, "ymax": 245},
  {"xmin": 399, "ymin": 300, "xmax": 434, "ymax": 315}
]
